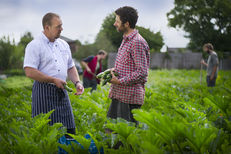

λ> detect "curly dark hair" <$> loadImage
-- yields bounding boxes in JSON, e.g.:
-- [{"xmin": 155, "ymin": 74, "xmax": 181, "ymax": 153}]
[{"xmin": 115, "ymin": 6, "xmax": 138, "ymax": 29}]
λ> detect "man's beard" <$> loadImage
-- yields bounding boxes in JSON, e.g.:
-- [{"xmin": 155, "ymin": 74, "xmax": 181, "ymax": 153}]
[
  {"xmin": 206, "ymin": 50, "xmax": 211, "ymax": 54},
  {"xmin": 117, "ymin": 24, "xmax": 126, "ymax": 33}
]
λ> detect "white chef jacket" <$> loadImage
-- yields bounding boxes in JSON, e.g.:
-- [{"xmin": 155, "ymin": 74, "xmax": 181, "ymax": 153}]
[{"xmin": 23, "ymin": 32, "xmax": 74, "ymax": 81}]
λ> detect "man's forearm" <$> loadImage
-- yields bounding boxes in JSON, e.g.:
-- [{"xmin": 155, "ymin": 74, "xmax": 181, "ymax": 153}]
[
  {"xmin": 24, "ymin": 67, "xmax": 55, "ymax": 83},
  {"xmin": 119, "ymin": 68, "xmax": 148, "ymax": 85},
  {"xmin": 203, "ymin": 62, "xmax": 208, "ymax": 67},
  {"xmin": 211, "ymin": 66, "xmax": 217, "ymax": 77},
  {"xmin": 81, "ymin": 61, "xmax": 90, "ymax": 70},
  {"xmin": 68, "ymin": 66, "xmax": 80, "ymax": 84}
]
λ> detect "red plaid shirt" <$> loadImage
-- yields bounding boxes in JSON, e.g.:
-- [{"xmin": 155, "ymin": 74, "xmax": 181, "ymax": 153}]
[{"xmin": 109, "ymin": 30, "xmax": 150, "ymax": 105}]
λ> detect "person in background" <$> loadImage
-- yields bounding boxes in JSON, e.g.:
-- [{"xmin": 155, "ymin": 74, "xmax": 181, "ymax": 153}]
[
  {"xmin": 23, "ymin": 12, "xmax": 84, "ymax": 138},
  {"xmin": 107, "ymin": 6, "xmax": 150, "ymax": 125},
  {"xmin": 81, "ymin": 50, "xmax": 107, "ymax": 91},
  {"xmin": 201, "ymin": 43, "xmax": 219, "ymax": 87}
]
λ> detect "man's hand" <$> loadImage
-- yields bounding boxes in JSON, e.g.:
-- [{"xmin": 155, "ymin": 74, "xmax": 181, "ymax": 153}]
[
  {"xmin": 53, "ymin": 78, "xmax": 66, "ymax": 89},
  {"xmin": 201, "ymin": 59, "xmax": 209, "ymax": 67},
  {"xmin": 201, "ymin": 59, "xmax": 205, "ymax": 65},
  {"xmin": 110, "ymin": 70, "xmax": 120, "ymax": 85},
  {"xmin": 75, "ymin": 82, "xmax": 84, "ymax": 95},
  {"xmin": 110, "ymin": 68, "xmax": 115, "ymax": 72}
]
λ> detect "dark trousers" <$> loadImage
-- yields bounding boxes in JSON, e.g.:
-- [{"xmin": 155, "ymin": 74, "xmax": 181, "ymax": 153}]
[
  {"xmin": 107, "ymin": 99, "xmax": 141, "ymax": 125},
  {"xmin": 206, "ymin": 75, "xmax": 216, "ymax": 87},
  {"xmin": 83, "ymin": 77, "xmax": 97, "ymax": 92}
]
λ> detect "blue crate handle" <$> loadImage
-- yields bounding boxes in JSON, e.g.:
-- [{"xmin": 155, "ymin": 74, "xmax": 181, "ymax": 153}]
[{"xmin": 58, "ymin": 134, "xmax": 104, "ymax": 154}]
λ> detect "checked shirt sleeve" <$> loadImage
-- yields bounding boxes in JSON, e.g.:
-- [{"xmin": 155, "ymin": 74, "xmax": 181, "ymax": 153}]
[{"xmin": 119, "ymin": 40, "xmax": 149, "ymax": 85}]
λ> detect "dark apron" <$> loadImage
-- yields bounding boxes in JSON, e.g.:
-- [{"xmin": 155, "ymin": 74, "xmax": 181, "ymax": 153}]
[{"xmin": 32, "ymin": 81, "xmax": 75, "ymax": 129}]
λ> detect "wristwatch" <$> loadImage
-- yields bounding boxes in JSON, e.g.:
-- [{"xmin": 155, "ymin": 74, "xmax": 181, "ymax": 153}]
[{"xmin": 74, "ymin": 81, "xmax": 80, "ymax": 87}]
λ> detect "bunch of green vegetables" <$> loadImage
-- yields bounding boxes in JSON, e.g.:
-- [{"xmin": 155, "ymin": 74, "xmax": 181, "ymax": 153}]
[{"xmin": 97, "ymin": 69, "xmax": 119, "ymax": 86}]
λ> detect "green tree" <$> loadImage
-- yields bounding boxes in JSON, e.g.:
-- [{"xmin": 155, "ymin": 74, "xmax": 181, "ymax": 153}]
[
  {"xmin": 136, "ymin": 26, "xmax": 164, "ymax": 52},
  {"xmin": 167, "ymin": 0, "xmax": 231, "ymax": 52},
  {"xmin": 0, "ymin": 32, "xmax": 33, "ymax": 71},
  {"xmin": 73, "ymin": 43, "xmax": 97, "ymax": 61},
  {"xmin": 100, "ymin": 13, "xmax": 123, "ymax": 49},
  {"xmin": 94, "ymin": 30, "xmax": 117, "ymax": 52},
  {"xmin": 99, "ymin": 13, "xmax": 164, "ymax": 52},
  {"xmin": 18, "ymin": 31, "xmax": 33, "ymax": 49},
  {"xmin": 18, "ymin": 32, "xmax": 33, "ymax": 47},
  {"xmin": 73, "ymin": 31, "xmax": 115, "ymax": 70},
  {"xmin": 13, "ymin": 32, "xmax": 34, "ymax": 69},
  {"xmin": 74, "ymin": 13, "xmax": 164, "ymax": 70},
  {"xmin": 0, "ymin": 37, "xmax": 15, "ymax": 70}
]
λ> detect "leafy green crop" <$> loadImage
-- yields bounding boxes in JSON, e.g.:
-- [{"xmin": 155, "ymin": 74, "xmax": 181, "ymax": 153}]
[{"xmin": 0, "ymin": 70, "xmax": 231, "ymax": 153}]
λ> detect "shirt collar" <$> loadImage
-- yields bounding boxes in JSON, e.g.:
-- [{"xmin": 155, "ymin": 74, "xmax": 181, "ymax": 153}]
[
  {"xmin": 40, "ymin": 32, "xmax": 57, "ymax": 44},
  {"xmin": 123, "ymin": 29, "xmax": 138, "ymax": 41}
]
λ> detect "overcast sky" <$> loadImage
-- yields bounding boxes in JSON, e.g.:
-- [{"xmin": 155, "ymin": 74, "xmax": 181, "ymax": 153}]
[{"xmin": 0, "ymin": 0, "xmax": 189, "ymax": 49}]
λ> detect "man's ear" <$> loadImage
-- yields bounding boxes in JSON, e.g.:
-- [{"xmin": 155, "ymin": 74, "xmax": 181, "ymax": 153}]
[
  {"xmin": 124, "ymin": 22, "xmax": 130, "ymax": 28},
  {"xmin": 44, "ymin": 25, "xmax": 49, "ymax": 31}
]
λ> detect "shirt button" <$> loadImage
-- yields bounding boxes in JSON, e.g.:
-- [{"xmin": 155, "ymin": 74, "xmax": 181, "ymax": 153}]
[
  {"xmin": 58, "ymin": 70, "xmax": 60, "ymax": 72},
  {"xmin": 55, "ymin": 60, "xmax": 57, "ymax": 62}
]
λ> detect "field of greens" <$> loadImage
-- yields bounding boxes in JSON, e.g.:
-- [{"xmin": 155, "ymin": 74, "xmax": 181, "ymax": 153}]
[{"xmin": 0, "ymin": 70, "xmax": 231, "ymax": 154}]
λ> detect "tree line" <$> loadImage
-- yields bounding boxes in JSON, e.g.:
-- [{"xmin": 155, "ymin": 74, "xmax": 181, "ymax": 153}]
[
  {"xmin": 0, "ymin": 32, "xmax": 33, "ymax": 72},
  {"xmin": 1, "ymin": 0, "xmax": 231, "ymax": 71},
  {"xmin": 167, "ymin": 0, "xmax": 231, "ymax": 52},
  {"xmin": 73, "ymin": 13, "xmax": 164, "ymax": 61}
]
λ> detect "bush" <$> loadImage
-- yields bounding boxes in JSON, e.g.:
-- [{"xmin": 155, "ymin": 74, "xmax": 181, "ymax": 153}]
[
  {"xmin": 3, "ymin": 69, "xmax": 25, "ymax": 76},
  {"xmin": 0, "ymin": 36, "xmax": 16, "ymax": 70},
  {"xmin": 0, "ymin": 32, "xmax": 33, "ymax": 71}
]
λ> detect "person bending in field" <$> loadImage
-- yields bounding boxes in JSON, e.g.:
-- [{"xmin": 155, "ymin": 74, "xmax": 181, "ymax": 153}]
[
  {"xmin": 107, "ymin": 6, "xmax": 150, "ymax": 125},
  {"xmin": 201, "ymin": 43, "xmax": 219, "ymax": 87},
  {"xmin": 23, "ymin": 13, "xmax": 84, "ymax": 138},
  {"xmin": 81, "ymin": 50, "xmax": 107, "ymax": 92}
]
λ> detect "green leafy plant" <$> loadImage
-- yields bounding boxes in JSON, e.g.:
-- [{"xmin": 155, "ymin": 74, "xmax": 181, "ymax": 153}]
[{"xmin": 0, "ymin": 70, "xmax": 230, "ymax": 153}]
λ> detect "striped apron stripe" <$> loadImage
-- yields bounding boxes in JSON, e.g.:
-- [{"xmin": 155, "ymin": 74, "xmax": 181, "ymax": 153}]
[{"xmin": 32, "ymin": 81, "xmax": 75, "ymax": 129}]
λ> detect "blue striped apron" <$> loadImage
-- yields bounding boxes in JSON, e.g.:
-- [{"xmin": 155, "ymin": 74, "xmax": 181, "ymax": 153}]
[{"xmin": 32, "ymin": 81, "xmax": 75, "ymax": 129}]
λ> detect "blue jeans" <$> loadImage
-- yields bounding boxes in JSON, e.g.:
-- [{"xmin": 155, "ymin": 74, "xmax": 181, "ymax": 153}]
[{"xmin": 206, "ymin": 75, "xmax": 216, "ymax": 87}]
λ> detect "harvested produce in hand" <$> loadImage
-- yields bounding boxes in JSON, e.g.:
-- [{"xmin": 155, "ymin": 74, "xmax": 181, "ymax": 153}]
[
  {"xmin": 64, "ymin": 84, "xmax": 73, "ymax": 92},
  {"xmin": 96, "ymin": 69, "xmax": 118, "ymax": 86},
  {"xmin": 97, "ymin": 69, "xmax": 111, "ymax": 79}
]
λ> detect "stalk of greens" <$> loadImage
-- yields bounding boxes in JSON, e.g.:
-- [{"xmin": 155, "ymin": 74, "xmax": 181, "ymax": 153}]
[
  {"xmin": 97, "ymin": 69, "xmax": 118, "ymax": 86},
  {"xmin": 64, "ymin": 84, "xmax": 73, "ymax": 92}
]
